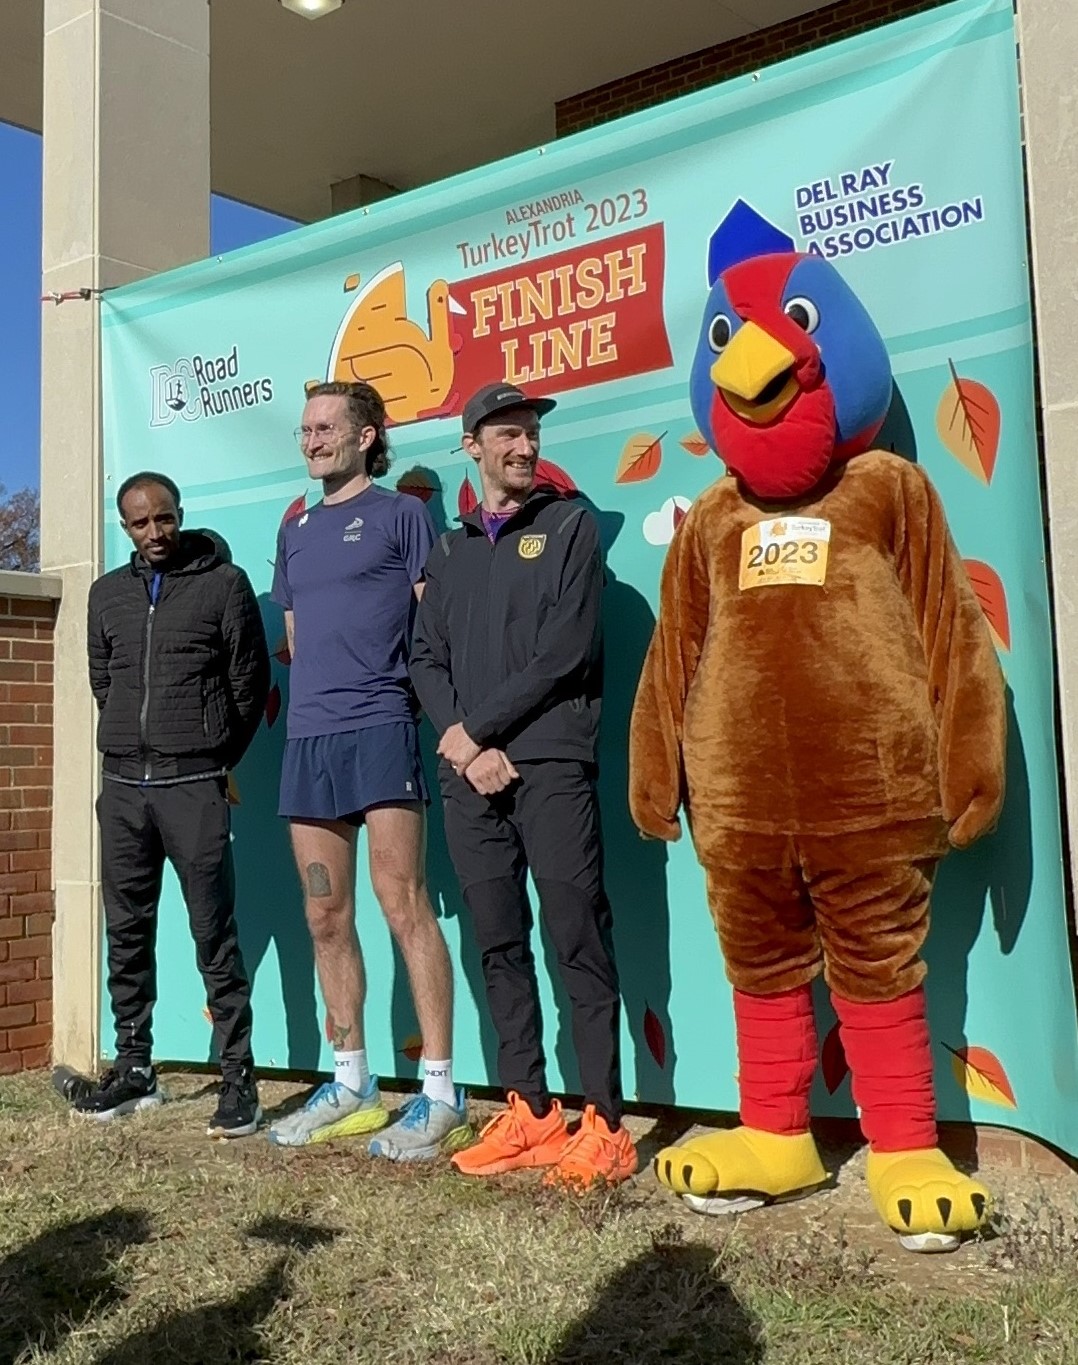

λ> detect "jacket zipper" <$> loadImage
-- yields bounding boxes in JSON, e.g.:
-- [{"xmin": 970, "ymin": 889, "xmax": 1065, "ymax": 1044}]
[{"xmin": 139, "ymin": 574, "xmax": 161, "ymax": 781}]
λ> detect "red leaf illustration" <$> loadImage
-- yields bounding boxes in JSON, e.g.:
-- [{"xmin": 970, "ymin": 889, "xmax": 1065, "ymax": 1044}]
[
  {"xmin": 535, "ymin": 458, "xmax": 578, "ymax": 498},
  {"xmin": 397, "ymin": 468, "xmax": 435, "ymax": 503},
  {"xmin": 679, "ymin": 432, "xmax": 711, "ymax": 457},
  {"xmin": 282, "ymin": 492, "xmax": 307, "ymax": 524},
  {"xmin": 963, "ymin": 560, "xmax": 1011, "ymax": 651},
  {"xmin": 616, "ymin": 431, "xmax": 665, "ymax": 484},
  {"xmin": 936, "ymin": 360, "xmax": 1001, "ymax": 483},
  {"xmin": 264, "ymin": 682, "xmax": 281, "ymax": 728},
  {"xmin": 324, "ymin": 1011, "xmax": 335, "ymax": 1044},
  {"xmin": 673, "ymin": 503, "xmax": 687, "ymax": 531},
  {"xmin": 273, "ymin": 635, "xmax": 291, "ymax": 667},
  {"xmin": 944, "ymin": 1042, "xmax": 1017, "ymax": 1109},
  {"xmin": 400, "ymin": 1033, "xmax": 423, "ymax": 1063},
  {"xmin": 643, "ymin": 1003, "xmax": 667, "ymax": 1070},
  {"xmin": 821, "ymin": 1022, "xmax": 849, "ymax": 1094},
  {"xmin": 458, "ymin": 474, "xmax": 478, "ymax": 518}
]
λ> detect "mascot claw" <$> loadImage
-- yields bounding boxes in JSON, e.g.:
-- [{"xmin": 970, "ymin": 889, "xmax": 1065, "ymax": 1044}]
[
  {"xmin": 654, "ymin": 1127, "xmax": 829, "ymax": 1209},
  {"xmin": 866, "ymin": 1148, "xmax": 991, "ymax": 1254}
]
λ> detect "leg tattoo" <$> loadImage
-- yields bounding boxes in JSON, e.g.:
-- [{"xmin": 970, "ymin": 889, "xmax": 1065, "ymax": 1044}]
[{"xmin": 306, "ymin": 862, "xmax": 333, "ymax": 898}]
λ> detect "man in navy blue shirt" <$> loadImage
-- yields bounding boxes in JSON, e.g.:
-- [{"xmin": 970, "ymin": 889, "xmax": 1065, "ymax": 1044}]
[{"xmin": 268, "ymin": 380, "xmax": 467, "ymax": 1161}]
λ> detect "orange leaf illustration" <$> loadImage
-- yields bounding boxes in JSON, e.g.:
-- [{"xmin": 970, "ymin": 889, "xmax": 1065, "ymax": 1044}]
[
  {"xmin": 202, "ymin": 1006, "xmax": 213, "ymax": 1024},
  {"xmin": 679, "ymin": 432, "xmax": 711, "ymax": 457},
  {"xmin": 936, "ymin": 360, "xmax": 1001, "ymax": 483},
  {"xmin": 273, "ymin": 635, "xmax": 291, "ymax": 667},
  {"xmin": 944, "ymin": 1043, "xmax": 1017, "ymax": 1110},
  {"xmin": 643, "ymin": 1003, "xmax": 666, "ymax": 1070},
  {"xmin": 821, "ymin": 1022, "xmax": 849, "ymax": 1094},
  {"xmin": 400, "ymin": 1033, "xmax": 423, "ymax": 1063},
  {"xmin": 226, "ymin": 772, "xmax": 241, "ymax": 806},
  {"xmin": 265, "ymin": 682, "xmax": 281, "ymax": 728},
  {"xmin": 615, "ymin": 431, "xmax": 665, "ymax": 484},
  {"xmin": 963, "ymin": 560, "xmax": 1010, "ymax": 651},
  {"xmin": 282, "ymin": 492, "xmax": 307, "ymax": 525},
  {"xmin": 535, "ymin": 458, "xmax": 578, "ymax": 498},
  {"xmin": 458, "ymin": 474, "xmax": 478, "ymax": 518},
  {"xmin": 396, "ymin": 468, "xmax": 435, "ymax": 503}
]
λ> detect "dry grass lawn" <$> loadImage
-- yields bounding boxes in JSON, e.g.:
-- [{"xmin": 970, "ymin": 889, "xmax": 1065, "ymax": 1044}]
[{"xmin": 1, "ymin": 1070, "xmax": 1077, "ymax": 1364}]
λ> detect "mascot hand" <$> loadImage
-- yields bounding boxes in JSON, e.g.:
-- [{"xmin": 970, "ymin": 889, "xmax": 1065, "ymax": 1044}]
[
  {"xmin": 947, "ymin": 787, "xmax": 1003, "ymax": 850},
  {"xmin": 633, "ymin": 809, "xmax": 682, "ymax": 843}
]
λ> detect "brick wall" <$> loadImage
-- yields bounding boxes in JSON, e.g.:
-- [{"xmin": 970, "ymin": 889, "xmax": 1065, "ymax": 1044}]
[
  {"xmin": 555, "ymin": 0, "xmax": 948, "ymax": 137},
  {"xmin": 0, "ymin": 578, "xmax": 60, "ymax": 1075}
]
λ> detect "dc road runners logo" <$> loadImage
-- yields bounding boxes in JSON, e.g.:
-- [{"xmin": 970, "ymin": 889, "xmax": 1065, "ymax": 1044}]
[{"xmin": 150, "ymin": 345, "xmax": 275, "ymax": 427}]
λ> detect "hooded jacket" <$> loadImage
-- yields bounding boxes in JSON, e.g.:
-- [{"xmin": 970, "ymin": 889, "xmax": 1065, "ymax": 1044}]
[{"xmin": 87, "ymin": 529, "xmax": 270, "ymax": 782}]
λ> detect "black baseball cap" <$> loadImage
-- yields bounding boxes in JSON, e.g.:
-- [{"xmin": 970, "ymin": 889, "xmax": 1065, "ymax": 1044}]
[{"xmin": 461, "ymin": 382, "xmax": 557, "ymax": 435}]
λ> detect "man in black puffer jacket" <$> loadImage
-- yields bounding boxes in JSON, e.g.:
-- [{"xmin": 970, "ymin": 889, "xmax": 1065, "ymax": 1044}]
[{"xmin": 79, "ymin": 471, "xmax": 269, "ymax": 1137}]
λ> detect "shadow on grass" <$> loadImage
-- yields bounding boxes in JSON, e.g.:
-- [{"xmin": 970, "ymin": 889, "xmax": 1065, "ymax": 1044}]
[
  {"xmin": 95, "ymin": 1215, "xmax": 338, "ymax": 1365},
  {"xmin": 0, "ymin": 1207, "xmax": 152, "ymax": 1362},
  {"xmin": 545, "ymin": 1239, "xmax": 764, "ymax": 1364}
]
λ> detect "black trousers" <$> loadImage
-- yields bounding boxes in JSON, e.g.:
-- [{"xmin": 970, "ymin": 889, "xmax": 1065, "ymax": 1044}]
[
  {"xmin": 440, "ymin": 760, "xmax": 623, "ymax": 1127},
  {"xmin": 97, "ymin": 777, "xmax": 254, "ymax": 1078}
]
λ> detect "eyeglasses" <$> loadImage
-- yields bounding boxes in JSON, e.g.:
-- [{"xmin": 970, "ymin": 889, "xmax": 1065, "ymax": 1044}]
[{"xmin": 294, "ymin": 423, "xmax": 347, "ymax": 448}]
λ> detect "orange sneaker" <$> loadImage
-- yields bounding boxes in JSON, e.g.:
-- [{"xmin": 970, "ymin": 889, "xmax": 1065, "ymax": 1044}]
[
  {"xmin": 543, "ymin": 1106, "xmax": 639, "ymax": 1190},
  {"xmin": 450, "ymin": 1092, "xmax": 569, "ymax": 1176}
]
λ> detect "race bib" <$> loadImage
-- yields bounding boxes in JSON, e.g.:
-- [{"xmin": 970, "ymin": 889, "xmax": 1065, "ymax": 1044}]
[{"xmin": 739, "ymin": 517, "xmax": 831, "ymax": 590}]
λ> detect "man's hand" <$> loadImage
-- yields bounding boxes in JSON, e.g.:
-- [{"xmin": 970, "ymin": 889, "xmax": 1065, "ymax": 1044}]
[
  {"xmin": 438, "ymin": 722, "xmax": 482, "ymax": 774},
  {"xmin": 463, "ymin": 749, "xmax": 519, "ymax": 796}
]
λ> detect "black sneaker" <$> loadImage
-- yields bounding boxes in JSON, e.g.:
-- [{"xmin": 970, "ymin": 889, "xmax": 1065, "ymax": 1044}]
[
  {"xmin": 207, "ymin": 1075, "xmax": 262, "ymax": 1139},
  {"xmin": 72, "ymin": 1065, "xmax": 163, "ymax": 1121}
]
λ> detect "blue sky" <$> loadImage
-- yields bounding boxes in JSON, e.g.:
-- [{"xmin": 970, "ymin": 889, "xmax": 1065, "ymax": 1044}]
[{"xmin": 0, "ymin": 119, "xmax": 297, "ymax": 494}]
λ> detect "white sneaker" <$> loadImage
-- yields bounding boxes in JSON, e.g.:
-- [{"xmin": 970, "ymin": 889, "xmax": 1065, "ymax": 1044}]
[
  {"xmin": 267, "ymin": 1076, "xmax": 388, "ymax": 1147},
  {"xmin": 368, "ymin": 1089, "xmax": 473, "ymax": 1162}
]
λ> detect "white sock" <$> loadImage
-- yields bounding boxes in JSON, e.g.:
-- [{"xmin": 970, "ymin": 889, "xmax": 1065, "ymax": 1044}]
[
  {"xmin": 421, "ymin": 1059, "xmax": 456, "ymax": 1108},
  {"xmin": 334, "ymin": 1050, "xmax": 370, "ymax": 1095}
]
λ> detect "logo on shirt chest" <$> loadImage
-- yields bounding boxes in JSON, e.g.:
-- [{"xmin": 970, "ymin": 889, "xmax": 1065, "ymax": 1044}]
[
  {"xmin": 518, "ymin": 534, "xmax": 547, "ymax": 560},
  {"xmin": 343, "ymin": 517, "xmax": 364, "ymax": 544}
]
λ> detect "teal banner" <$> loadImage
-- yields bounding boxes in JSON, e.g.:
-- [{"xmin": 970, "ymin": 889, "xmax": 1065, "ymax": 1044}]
[{"xmin": 100, "ymin": 0, "xmax": 1078, "ymax": 1155}]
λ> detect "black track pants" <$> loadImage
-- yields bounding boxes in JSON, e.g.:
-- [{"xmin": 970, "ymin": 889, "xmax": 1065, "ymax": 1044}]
[
  {"xmin": 97, "ymin": 777, "xmax": 254, "ymax": 1078},
  {"xmin": 440, "ymin": 760, "xmax": 623, "ymax": 1126}
]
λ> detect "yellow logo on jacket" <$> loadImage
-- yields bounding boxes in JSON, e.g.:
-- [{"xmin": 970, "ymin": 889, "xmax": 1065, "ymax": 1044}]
[{"xmin": 518, "ymin": 534, "xmax": 547, "ymax": 560}]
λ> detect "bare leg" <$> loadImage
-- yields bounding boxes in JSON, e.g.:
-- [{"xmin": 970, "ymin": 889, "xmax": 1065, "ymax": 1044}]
[
  {"xmin": 289, "ymin": 818, "xmax": 365, "ymax": 1051},
  {"xmin": 365, "ymin": 803, "xmax": 453, "ymax": 1060}
]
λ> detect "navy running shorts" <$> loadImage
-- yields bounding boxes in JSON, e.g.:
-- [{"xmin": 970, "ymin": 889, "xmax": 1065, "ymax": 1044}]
[{"xmin": 278, "ymin": 721, "xmax": 430, "ymax": 824}]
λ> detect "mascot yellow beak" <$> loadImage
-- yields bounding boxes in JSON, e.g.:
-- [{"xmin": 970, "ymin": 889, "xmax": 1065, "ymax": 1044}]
[{"xmin": 711, "ymin": 322, "xmax": 799, "ymax": 423}]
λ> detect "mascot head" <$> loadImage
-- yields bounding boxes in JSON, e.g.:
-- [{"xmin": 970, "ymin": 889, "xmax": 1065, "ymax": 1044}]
[{"xmin": 689, "ymin": 201, "xmax": 893, "ymax": 501}]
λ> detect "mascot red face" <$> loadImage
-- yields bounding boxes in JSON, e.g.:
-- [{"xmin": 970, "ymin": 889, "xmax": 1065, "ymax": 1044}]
[{"xmin": 689, "ymin": 201, "xmax": 894, "ymax": 500}]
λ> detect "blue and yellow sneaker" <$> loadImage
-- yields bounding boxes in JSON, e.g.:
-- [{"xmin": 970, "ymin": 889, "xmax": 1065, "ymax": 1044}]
[
  {"xmin": 368, "ymin": 1088, "xmax": 472, "ymax": 1162},
  {"xmin": 267, "ymin": 1076, "xmax": 388, "ymax": 1147}
]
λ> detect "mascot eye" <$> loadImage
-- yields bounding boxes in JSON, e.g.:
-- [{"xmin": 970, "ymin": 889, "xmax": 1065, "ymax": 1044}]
[
  {"xmin": 708, "ymin": 314, "xmax": 732, "ymax": 353},
  {"xmin": 784, "ymin": 297, "xmax": 820, "ymax": 333}
]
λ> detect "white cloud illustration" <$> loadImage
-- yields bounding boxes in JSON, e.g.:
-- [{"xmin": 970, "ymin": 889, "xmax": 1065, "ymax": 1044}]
[{"xmin": 643, "ymin": 496, "xmax": 693, "ymax": 546}]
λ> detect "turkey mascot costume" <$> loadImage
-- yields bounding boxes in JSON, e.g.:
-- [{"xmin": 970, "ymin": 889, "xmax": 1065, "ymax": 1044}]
[{"xmin": 629, "ymin": 207, "xmax": 1006, "ymax": 1254}]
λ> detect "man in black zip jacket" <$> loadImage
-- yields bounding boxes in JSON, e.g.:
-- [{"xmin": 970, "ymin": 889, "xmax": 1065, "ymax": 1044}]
[
  {"xmin": 79, "ymin": 471, "xmax": 269, "ymax": 1136},
  {"xmin": 410, "ymin": 382, "xmax": 637, "ymax": 1189}
]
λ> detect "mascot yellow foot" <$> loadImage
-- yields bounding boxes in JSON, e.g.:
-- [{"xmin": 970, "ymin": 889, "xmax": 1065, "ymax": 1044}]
[
  {"xmin": 867, "ymin": 1148, "xmax": 992, "ymax": 1254},
  {"xmin": 654, "ymin": 1127, "xmax": 829, "ymax": 1216}
]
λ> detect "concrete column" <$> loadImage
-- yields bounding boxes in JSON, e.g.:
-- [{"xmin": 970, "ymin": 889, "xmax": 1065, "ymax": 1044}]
[
  {"xmin": 329, "ymin": 172, "xmax": 401, "ymax": 216},
  {"xmin": 40, "ymin": 0, "xmax": 209, "ymax": 1071},
  {"xmin": 1015, "ymin": 0, "xmax": 1078, "ymax": 901}
]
